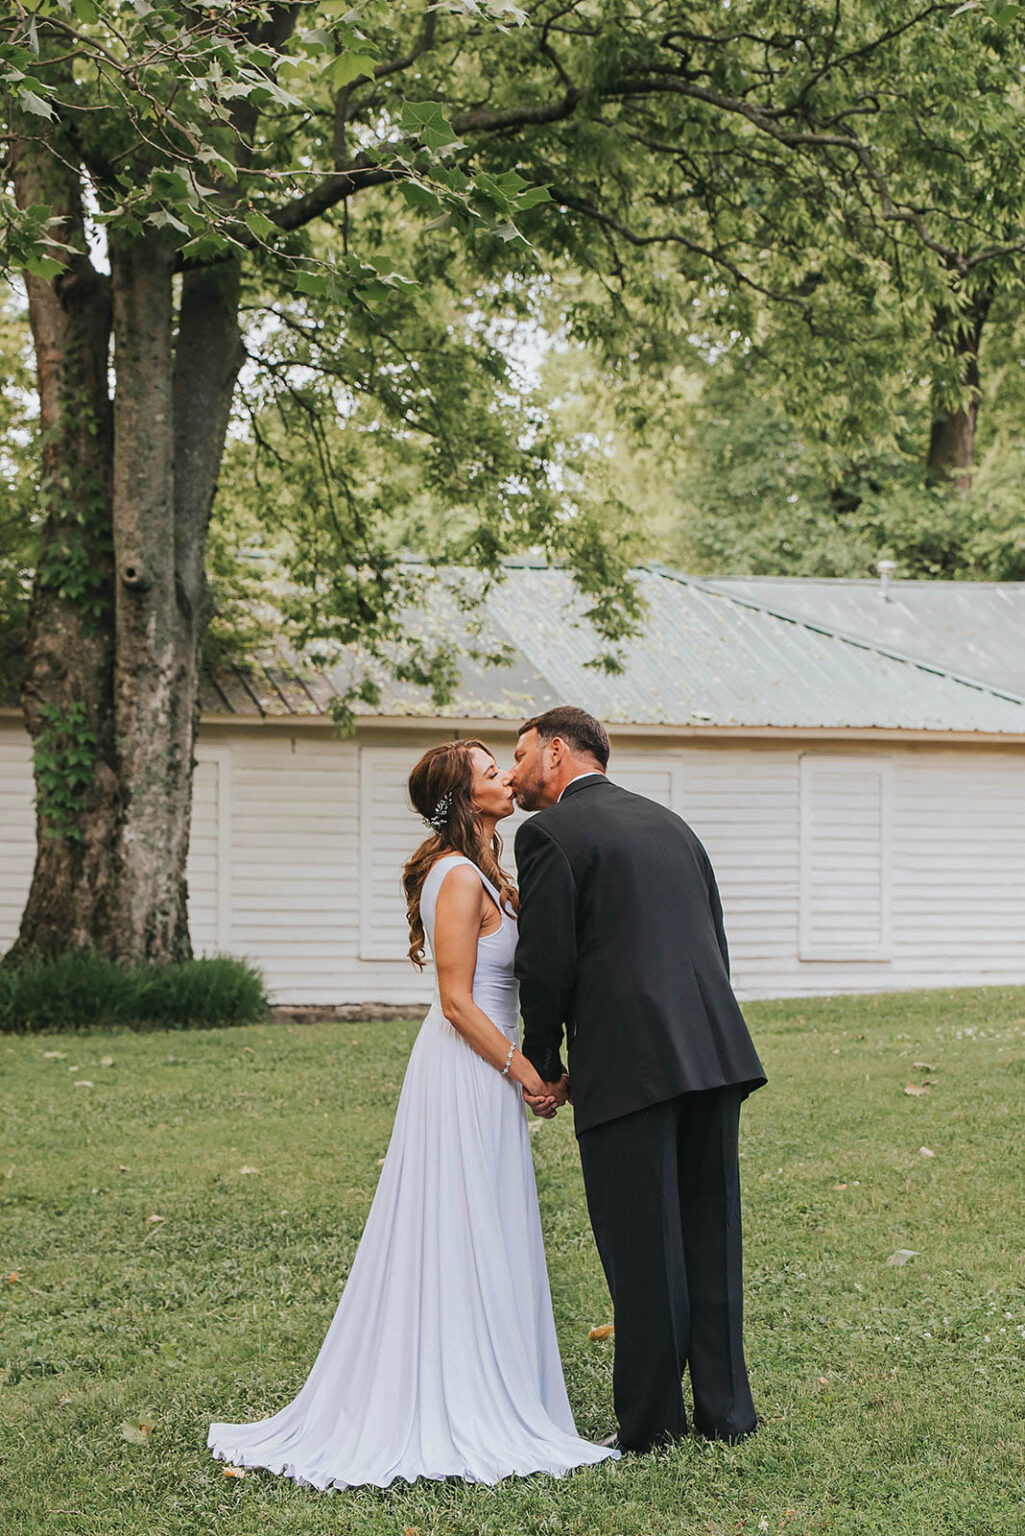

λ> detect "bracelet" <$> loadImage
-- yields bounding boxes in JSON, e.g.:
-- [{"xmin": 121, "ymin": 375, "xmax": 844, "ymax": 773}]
[{"xmin": 500, "ymin": 1043, "xmax": 514, "ymax": 1077}]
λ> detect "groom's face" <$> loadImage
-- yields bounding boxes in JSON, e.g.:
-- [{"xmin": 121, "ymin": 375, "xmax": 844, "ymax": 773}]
[{"xmin": 508, "ymin": 728, "xmax": 552, "ymax": 812}]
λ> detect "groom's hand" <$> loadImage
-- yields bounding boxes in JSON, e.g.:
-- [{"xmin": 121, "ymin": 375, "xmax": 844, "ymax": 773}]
[
  {"xmin": 546, "ymin": 1074, "xmax": 571, "ymax": 1108},
  {"xmin": 523, "ymin": 1088, "xmax": 558, "ymax": 1119}
]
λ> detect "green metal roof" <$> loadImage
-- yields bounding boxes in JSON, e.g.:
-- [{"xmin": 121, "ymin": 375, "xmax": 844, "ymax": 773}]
[{"xmin": 195, "ymin": 562, "xmax": 1025, "ymax": 734}]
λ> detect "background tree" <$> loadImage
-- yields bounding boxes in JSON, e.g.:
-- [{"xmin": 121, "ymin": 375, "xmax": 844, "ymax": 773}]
[
  {"xmin": 487, "ymin": 0, "xmax": 1025, "ymax": 492},
  {"xmin": 1, "ymin": 0, "xmax": 644, "ymax": 966}
]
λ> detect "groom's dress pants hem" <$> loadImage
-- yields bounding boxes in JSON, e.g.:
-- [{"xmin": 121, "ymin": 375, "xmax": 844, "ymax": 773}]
[{"xmin": 577, "ymin": 1085, "xmax": 756, "ymax": 1453}]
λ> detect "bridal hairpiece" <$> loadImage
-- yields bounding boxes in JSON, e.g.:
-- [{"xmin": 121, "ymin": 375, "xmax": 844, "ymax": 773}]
[{"xmin": 423, "ymin": 789, "xmax": 453, "ymax": 834}]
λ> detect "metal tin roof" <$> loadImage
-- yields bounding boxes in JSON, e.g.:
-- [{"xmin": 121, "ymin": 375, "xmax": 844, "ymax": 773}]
[
  {"xmin": 6, "ymin": 564, "xmax": 1025, "ymax": 734},
  {"xmin": 701, "ymin": 575, "xmax": 1025, "ymax": 699},
  {"xmin": 211, "ymin": 562, "xmax": 1025, "ymax": 733}
]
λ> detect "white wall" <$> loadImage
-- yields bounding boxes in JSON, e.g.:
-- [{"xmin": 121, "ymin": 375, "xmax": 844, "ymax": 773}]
[
  {"xmin": 0, "ymin": 736, "xmax": 35, "ymax": 946},
  {"xmin": 1, "ymin": 721, "xmax": 1022, "ymax": 1003}
]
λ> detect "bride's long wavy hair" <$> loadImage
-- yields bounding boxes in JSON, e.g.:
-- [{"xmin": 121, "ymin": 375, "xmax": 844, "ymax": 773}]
[{"xmin": 402, "ymin": 740, "xmax": 518, "ymax": 970}]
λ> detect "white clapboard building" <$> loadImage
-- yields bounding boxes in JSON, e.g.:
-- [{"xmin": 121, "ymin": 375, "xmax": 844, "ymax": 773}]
[{"xmin": 2, "ymin": 564, "xmax": 1024, "ymax": 1005}]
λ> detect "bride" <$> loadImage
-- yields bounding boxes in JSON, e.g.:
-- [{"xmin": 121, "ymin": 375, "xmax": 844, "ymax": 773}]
[{"xmin": 208, "ymin": 739, "xmax": 617, "ymax": 1490}]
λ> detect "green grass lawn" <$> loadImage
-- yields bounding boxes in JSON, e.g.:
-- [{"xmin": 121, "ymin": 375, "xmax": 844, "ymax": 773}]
[{"xmin": 2, "ymin": 987, "xmax": 1024, "ymax": 1536}]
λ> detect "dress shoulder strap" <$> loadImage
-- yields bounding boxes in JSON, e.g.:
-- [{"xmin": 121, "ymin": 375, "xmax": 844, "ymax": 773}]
[
  {"xmin": 421, "ymin": 854, "xmax": 507, "ymax": 913},
  {"xmin": 420, "ymin": 853, "xmax": 473, "ymax": 917}
]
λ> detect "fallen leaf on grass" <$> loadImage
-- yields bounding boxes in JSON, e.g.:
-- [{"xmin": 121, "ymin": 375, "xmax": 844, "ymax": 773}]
[
  {"xmin": 886, "ymin": 1249, "xmax": 920, "ymax": 1267},
  {"xmin": 238, "ymin": 1166, "xmax": 259, "ymax": 1175},
  {"xmin": 74, "ymin": 1080, "xmax": 94, "ymax": 1088},
  {"xmin": 223, "ymin": 1465, "xmax": 246, "ymax": 1479},
  {"xmin": 42, "ymin": 1051, "xmax": 66, "ymax": 1060},
  {"xmin": 376, "ymin": 1157, "xmax": 386, "ymax": 1167},
  {"xmin": 8, "ymin": 1272, "xmax": 19, "ymax": 1284},
  {"xmin": 920, "ymin": 1146, "xmax": 935, "ymax": 1158},
  {"xmin": 147, "ymin": 1214, "xmax": 165, "ymax": 1224},
  {"xmin": 588, "ymin": 1325, "xmax": 615, "ymax": 1341},
  {"xmin": 904, "ymin": 1084, "xmax": 930, "ymax": 1096},
  {"xmin": 120, "ymin": 1416, "xmax": 155, "ymax": 1445},
  {"xmin": 118, "ymin": 1164, "xmax": 130, "ymax": 1173},
  {"xmin": 912, "ymin": 1061, "xmax": 936, "ymax": 1072},
  {"xmin": 100, "ymin": 1056, "xmax": 114, "ymax": 1068},
  {"xmin": 832, "ymin": 1182, "xmax": 848, "ymax": 1191}
]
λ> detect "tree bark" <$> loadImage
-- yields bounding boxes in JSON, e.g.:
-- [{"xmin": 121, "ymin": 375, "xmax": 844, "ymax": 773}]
[
  {"xmin": 105, "ymin": 245, "xmax": 244, "ymax": 963},
  {"xmin": 107, "ymin": 227, "xmax": 193, "ymax": 962},
  {"xmin": 926, "ymin": 295, "xmax": 990, "ymax": 492},
  {"xmin": 7, "ymin": 86, "xmax": 118, "ymax": 962}
]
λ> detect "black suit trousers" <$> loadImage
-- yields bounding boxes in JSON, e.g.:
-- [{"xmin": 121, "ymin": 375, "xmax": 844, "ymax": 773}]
[{"xmin": 577, "ymin": 1086, "xmax": 756, "ymax": 1452}]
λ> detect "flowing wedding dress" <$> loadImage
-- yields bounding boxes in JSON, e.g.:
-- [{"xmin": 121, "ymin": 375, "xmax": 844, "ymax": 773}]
[{"xmin": 208, "ymin": 854, "xmax": 617, "ymax": 1490}]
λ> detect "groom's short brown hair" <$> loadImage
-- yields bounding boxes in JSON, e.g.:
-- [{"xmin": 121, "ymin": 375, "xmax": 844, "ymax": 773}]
[{"xmin": 519, "ymin": 706, "xmax": 610, "ymax": 769}]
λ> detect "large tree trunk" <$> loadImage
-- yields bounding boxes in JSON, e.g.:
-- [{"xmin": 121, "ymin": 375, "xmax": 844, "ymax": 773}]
[
  {"xmin": 7, "ymin": 86, "xmax": 119, "ymax": 962},
  {"xmin": 926, "ymin": 295, "xmax": 991, "ymax": 492},
  {"xmin": 108, "ymin": 229, "xmax": 192, "ymax": 962},
  {"xmin": 106, "ymin": 249, "xmax": 244, "ymax": 963},
  {"xmin": 10, "ymin": 128, "xmax": 244, "ymax": 963}
]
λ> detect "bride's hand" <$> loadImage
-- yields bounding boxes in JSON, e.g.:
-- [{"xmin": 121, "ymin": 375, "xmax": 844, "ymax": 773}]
[
  {"xmin": 521, "ymin": 1068, "xmax": 558, "ymax": 1117},
  {"xmin": 523, "ymin": 1087, "xmax": 558, "ymax": 1119}
]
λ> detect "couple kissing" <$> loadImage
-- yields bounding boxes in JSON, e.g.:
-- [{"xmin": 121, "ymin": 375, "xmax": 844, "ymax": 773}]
[{"xmin": 209, "ymin": 705, "xmax": 766, "ymax": 1491}]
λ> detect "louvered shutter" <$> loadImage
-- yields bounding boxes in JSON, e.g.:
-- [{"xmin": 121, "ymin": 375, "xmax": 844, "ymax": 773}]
[{"xmin": 799, "ymin": 754, "xmax": 892, "ymax": 960}]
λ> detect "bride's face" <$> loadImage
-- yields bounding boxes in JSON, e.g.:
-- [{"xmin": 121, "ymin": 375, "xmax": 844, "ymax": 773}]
[{"xmin": 469, "ymin": 747, "xmax": 514, "ymax": 822}]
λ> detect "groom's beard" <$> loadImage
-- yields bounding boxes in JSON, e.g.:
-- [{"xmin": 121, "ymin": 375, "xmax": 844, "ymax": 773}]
[{"xmin": 513, "ymin": 775, "xmax": 546, "ymax": 812}]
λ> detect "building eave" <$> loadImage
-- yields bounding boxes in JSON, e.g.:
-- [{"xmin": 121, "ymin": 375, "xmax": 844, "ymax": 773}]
[
  {"xmin": 190, "ymin": 710, "xmax": 1025, "ymax": 747},
  {"xmin": 2, "ymin": 704, "xmax": 1023, "ymax": 746}
]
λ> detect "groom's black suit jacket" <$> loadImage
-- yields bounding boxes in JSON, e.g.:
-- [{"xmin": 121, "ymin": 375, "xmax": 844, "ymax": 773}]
[{"xmin": 514, "ymin": 774, "xmax": 766, "ymax": 1135}]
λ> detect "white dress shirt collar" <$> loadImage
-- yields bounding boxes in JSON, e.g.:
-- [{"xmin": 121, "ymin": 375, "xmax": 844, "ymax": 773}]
[{"xmin": 556, "ymin": 771, "xmax": 605, "ymax": 803}]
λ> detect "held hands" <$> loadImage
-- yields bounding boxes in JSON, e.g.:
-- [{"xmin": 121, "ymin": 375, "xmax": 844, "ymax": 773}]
[{"xmin": 522, "ymin": 1072, "xmax": 571, "ymax": 1119}]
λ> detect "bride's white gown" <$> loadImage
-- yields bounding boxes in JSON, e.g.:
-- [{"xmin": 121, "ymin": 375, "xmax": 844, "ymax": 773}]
[{"xmin": 208, "ymin": 854, "xmax": 617, "ymax": 1490}]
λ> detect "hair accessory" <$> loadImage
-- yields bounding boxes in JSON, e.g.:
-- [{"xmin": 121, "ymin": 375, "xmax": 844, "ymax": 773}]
[{"xmin": 422, "ymin": 788, "xmax": 453, "ymax": 834}]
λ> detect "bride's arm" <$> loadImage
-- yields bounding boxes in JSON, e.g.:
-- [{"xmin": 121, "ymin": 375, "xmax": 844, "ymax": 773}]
[{"xmin": 434, "ymin": 866, "xmax": 555, "ymax": 1104}]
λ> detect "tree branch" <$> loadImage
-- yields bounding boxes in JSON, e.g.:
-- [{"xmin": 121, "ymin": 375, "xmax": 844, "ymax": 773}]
[{"xmin": 551, "ymin": 188, "xmax": 813, "ymax": 312}]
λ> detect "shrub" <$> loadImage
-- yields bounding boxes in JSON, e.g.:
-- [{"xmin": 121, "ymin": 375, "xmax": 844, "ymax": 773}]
[{"xmin": 0, "ymin": 951, "xmax": 269, "ymax": 1034}]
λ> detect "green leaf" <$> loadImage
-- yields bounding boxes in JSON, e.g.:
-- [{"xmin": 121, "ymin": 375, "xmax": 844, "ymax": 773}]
[
  {"xmin": 399, "ymin": 180, "xmax": 442, "ymax": 213},
  {"xmin": 150, "ymin": 168, "xmax": 192, "ymax": 202},
  {"xmin": 24, "ymin": 252, "xmax": 64, "ymax": 281},
  {"xmin": 146, "ymin": 209, "xmax": 190, "ymax": 236},
  {"xmin": 244, "ymin": 208, "xmax": 278, "ymax": 242},
  {"xmin": 324, "ymin": 51, "xmax": 377, "ymax": 88},
  {"xmin": 400, "ymin": 100, "xmax": 461, "ymax": 152},
  {"xmin": 196, "ymin": 145, "xmax": 238, "ymax": 184},
  {"xmin": 514, "ymin": 184, "xmax": 551, "ymax": 212},
  {"xmin": 19, "ymin": 88, "xmax": 53, "ymax": 119},
  {"xmin": 72, "ymin": 0, "xmax": 98, "ymax": 20},
  {"xmin": 293, "ymin": 270, "xmax": 329, "ymax": 296}
]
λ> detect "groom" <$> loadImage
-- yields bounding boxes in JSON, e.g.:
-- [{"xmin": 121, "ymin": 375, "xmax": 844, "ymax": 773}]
[{"xmin": 508, "ymin": 705, "xmax": 766, "ymax": 1453}]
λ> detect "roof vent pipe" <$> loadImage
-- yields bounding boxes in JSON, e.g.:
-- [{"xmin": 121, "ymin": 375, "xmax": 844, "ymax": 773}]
[{"xmin": 876, "ymin": 558, "xmax": 897, "ymax": 602}]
